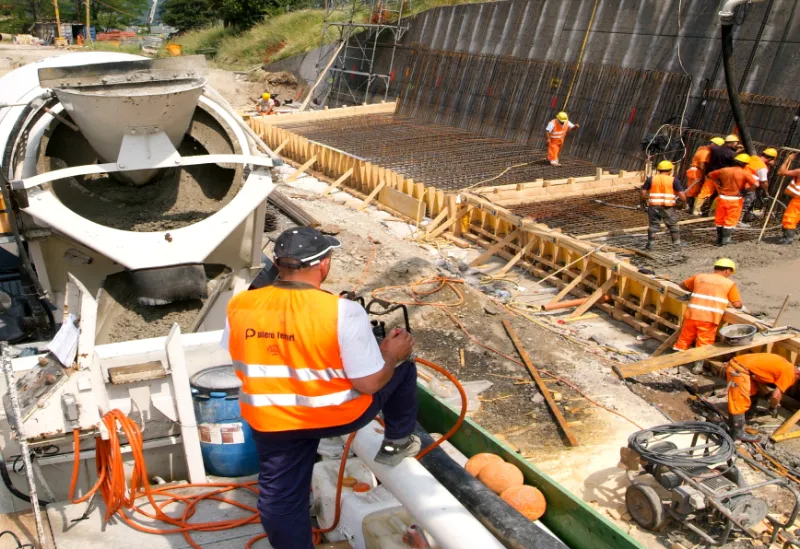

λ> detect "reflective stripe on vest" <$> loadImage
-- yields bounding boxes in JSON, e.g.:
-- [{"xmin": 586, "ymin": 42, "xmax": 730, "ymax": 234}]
[
  {"xmin": 648, "ymin": 174, "xmax": 677, "ymax": 206},
  {"xmin": 789, "ymin": 178, "xmax": 800, "ymax": 197},
  {"xmin": 226, "ymin": 285, "xmax": 372, "ymax": 432},
  {"xmin": 685, "ymin": 273, "xmax": 735, "ymax": 324},
  {"xmin": 718, "ymin": 194, "xmax": 743, "ymax": 201},
  {"xmin": 549, "ymin": 120, "xmax": 567, "ymax": 139}
]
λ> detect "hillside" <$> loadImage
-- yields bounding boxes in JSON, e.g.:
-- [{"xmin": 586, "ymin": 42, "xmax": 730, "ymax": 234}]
[{"xmin": 175, "ymin": 0, "xmax": 490, "ymax": 69}]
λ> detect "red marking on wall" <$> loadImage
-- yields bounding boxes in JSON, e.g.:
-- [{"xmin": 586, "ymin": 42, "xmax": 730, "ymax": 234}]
[
  {"xmin": 629, "ymin": 107, "xmax": 637, "ymax": 123},
  {"xmin": 390, "ymin": 69, "xmax": 396, "ymax": 82},
  {"xmin": 551, "ymin": 96, "xmax": 557, "ymax": 108}
]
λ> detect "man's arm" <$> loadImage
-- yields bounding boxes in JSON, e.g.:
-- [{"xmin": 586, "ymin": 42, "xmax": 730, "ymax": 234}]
[
  {"xmin": 640, "ymin": 176, "xmax": 652, "ymax": 202},
  {"xmin": 349, "ymin": 329, "xmax": 414, "ymax": 395},
  {"xmin": 768, "ymin": 386, "xmax": 783, "ymax": 413},
  {"xmin": 569, "ymin": 121, "xmax": 580, "ymax": 131},
  {"xmin": 778, "ymin": 153, "xmax": 800, "ymax": 178}
]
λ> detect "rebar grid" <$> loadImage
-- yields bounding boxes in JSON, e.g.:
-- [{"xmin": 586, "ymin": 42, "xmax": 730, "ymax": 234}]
[
  {"xmin": 275, "ymin": 114, "xmax": 599, "ymax": 190},
  {"xmin": 394, "ymin": 48, "xmax": 692, "ymax": 172}
]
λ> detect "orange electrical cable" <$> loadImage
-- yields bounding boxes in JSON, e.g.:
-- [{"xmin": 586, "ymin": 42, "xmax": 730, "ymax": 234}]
[{"xmin": 70, "ymin": 356, "xmax": 467, "ymax": 549}]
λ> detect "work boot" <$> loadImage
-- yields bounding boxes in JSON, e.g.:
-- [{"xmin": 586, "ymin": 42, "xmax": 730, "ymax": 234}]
[
  {"xmin": 374, "ymin": 435, "xmax": 421, "ymax": 466},
  {"xmin": 720, "ymin": 228, "xmax": 733, "ymax": 246},
  {"xmin": 716, "ymin": 227, "xmax": 724, "ymax": 246},
  {"xmin": 779, "ymin": 228, "xmax": 796, "ymax": 245},
  {"xmin": 728, "ymin": 414, "xmax": 761, "ymax": 443},
  {"xmin": 671, "ymin": 233, "xmax": 686, "ymax": 247},
  {"xmin": 691, "ymin": 360, "xmax": 705, "ymax": 375},
  {"xmin": 645, "ymin": 229, "xmax": 655, "ymax": 251},
  {"xmin": 692, "ymin": 198, "xmax": 706, "ymax": 216},
  {"xmin": 745, "ymin": 395, "xmax": 760, "ymax": 422}
]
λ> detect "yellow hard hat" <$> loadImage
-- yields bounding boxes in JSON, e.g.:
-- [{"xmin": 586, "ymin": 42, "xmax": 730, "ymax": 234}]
[
  {"xmin": 734, "ymin": 153, "xmax": 751, "ymax": 164},
  {"xmin": 714, "ymin": 257, "xmax": 736, "ymax": 273},
  {"xmin": 762, "ymin": 147, "xmax": 778, "ymax": 159},
  {"xmin": 556, "ymin": 111, "xmax": 569, "ymax": 122},
  {"xmin": 262, "ymin": 93, "xmax": 270, "ymax": 100},
  {"xmin": 656, "ymin": 160, "xmax": 674, "ymax": 171},
  {"xmin": 725, "ymin": 134, "xmax": 740, "ymax": 143},
  {"xmin": 710, "ymin": 137, "xmax": 725, "ymax": 146}
]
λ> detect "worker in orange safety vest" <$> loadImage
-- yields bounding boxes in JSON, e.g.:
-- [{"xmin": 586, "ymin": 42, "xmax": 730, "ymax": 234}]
[
  {"xmin": 740, "ymin": 147, "xmax": 778, "ymax": 226},
  {"xmin": 706, "ymin": 153, "xmax": 759, "ymax": 246},
  {"xmin": 545, "ymin": 111, "xmax": 580, "ymax": 166},
  {"xmin": 685, "ymin": 137, "xmax": 725, "ymax": 212},
  {"xmin": 224, "ymin": 227, "xmax": 417, "ymax": 549},
  {"xmin": 674, "ymin": 258, "xmax": 745, "ymax": 373},
  {"xmin": 640, "ymin": 160, "xmax": 687, "ymax": 250},
  {"xmin": 725, "ymin": 353, "xmax": 799, "ymax": 442},
  {"xmin": 692, "ymin": 134, "xmax": 741, "ymax": 216},
  {"xmin": 777, "ymin": 152, "xmax": 800, "ymax": 245}
]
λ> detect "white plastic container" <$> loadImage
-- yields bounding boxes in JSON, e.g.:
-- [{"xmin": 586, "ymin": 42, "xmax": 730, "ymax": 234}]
[
  {"xmin": 311, "ymin": 457, "xmax": 375, "ymax": 539},
  {"xmin": 363, "ymin": 506, "xmax": 440, "ymax": 549},
  {"xmin": 338, "ymin": 485, "xmax": 407, "ymax": 549}
]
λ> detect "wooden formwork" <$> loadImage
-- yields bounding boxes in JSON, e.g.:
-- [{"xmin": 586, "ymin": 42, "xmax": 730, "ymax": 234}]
[{"xmin": 459, "ymin": 192, "xmax": 800, "ymax": 367}]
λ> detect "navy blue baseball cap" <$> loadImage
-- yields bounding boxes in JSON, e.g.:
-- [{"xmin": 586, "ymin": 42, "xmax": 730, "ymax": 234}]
[{"xmin": 274, "ymin": 227, "xmax": 341, "ymax": 268}]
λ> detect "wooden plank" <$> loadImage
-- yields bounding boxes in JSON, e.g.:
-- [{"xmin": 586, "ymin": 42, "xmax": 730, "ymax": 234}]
[
  {"xmin": 428, "ymin": 205, "xmax": 473, "ymax": 239},
  {"xmin": 469, "ymin": 229, "xmax": 521, "ymax": 267},
  {"xmin": 272, "ymin": 138, "xmax": 290, "ymax": 155},
  {"xmin": 577, "ymin": 217, "xmax": 714, "ymax": 240},
  {"xmin": 425, "ymin": 208, "xmax": 450, "ymax": 236},
  {"xmin": 286, "ymin": 155, "xmax": 317, "ymax": 182},
  {"xmin": 496, "ymin": 237, "xmax": 535, "ymax": 277},
  {"xmin": 615, "ymin": 332, "xmax": 800, "ymax": 378},
  {"xmin": 771, "ymin": 408, "xmax": 800, "ymax": 442},
  {"xmin": 569, "ymin": 274, "xmax": 617, "ymax": 318},
  {"xmin": 358, "ymin": 181, "xmax": 386, "ymax": 211},
  {"xmin": 108, "ymin": 361, "xmax": 167, "ymax": 384},
  {"xmin": 651, "ymin": 330, "xmax": 680, "ymax": 357},
  {"xmin": 378, "ymin": 185, "xmax": 425, "ymax": 223},
  {"xmin": 546, "ymin": 264, "xmax": 590, "ymax": 306},
  {"xmin": 324, "ymin": 168, "xmax": 354, "ymax": 195},
  {"xmin": 502, "ymin": 321, "xmax": 579, "ymax": 447}
]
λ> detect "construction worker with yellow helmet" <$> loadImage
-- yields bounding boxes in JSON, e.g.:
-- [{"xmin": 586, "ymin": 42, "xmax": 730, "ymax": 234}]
[
  {"xmin": 694, "ymin": 134, "xmax": 742, "ymax": 216},
  {"xmin": 256, "ymin": 92, "xmax": 276, "ymax": 115},
  {"xmin": 640, "ymin": 160, "xmax": 687, "ymax": 250},
  {"xmin": 739, "ymin": 147, "xmax": 779, "ymax": 226},
  {"xmin": 686, "ymin": 137, "xmax": 725, "ymax": 213},
  {"xmin": 674, "ymin": 257, "xmax": 745, "ymax": 375},
  {"xmin": 706, "ymin": 152, "xmax": 758, "ymax": 246},
  {"xmin": 545, "ymin": 111, "xmax": 580, "ymax": 166},
  {"xmin": 778, "ymin": 151, "xmax": 800, "ymax": 245}
]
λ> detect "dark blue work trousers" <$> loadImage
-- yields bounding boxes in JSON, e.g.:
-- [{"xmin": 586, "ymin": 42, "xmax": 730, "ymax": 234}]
[{"xmin": 251, "ymin": 360, "xmax": 418, "ymax": 549}]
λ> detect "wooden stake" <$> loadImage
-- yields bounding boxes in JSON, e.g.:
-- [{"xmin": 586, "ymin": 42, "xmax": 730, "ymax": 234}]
[
  {"xmin": 459, "ymin": 348, "xmax": 465, "ymax": 368},
  {"xmin": 424, "ymin": 208, "xmax": 450, "ymax": 236},
  {"xmin": 502, "ymin": 320, "xmax": 578, "ymax": 447},
  {"xmin": 469, "ymin": 230, "xmax": 521, "ymax": 267},
  {"xmin": 568, "ymin": 274, "xmax": 617, "ymax": 318},
  {"xmin": 358, "ymin": 181, "xmax": 385, "ymax": 211},
  {"xmin": 774, "ymin": 294, "xmax": 791, "ymax": 327},
  {"xmin": 273, "ymin": 138, "xmax": 290, "ymax": 155},
  {"xmin": 324, "ymin": 168, "xmax": 353, "ymax": 195},
  {"xmin": 651, "ymin": 330, "xmax": 680, "ymax": 357},
  {"xmin": 427, "ymin": 205, "xmax": 473, "ymax": 240},
  {"xmin": 495, "ymin": 238, "xmax": 535, "ymax": 277},
  {"xmin": 547, "ymin": 265, "xmax": 591, "ymax": 307},
  {"xmin": 286, "ymin": 155, "xmax": 317, "ymax": 182},
  {"xmin": 560, "ymin": 313, "xmax": 599, "ymax": 323}
]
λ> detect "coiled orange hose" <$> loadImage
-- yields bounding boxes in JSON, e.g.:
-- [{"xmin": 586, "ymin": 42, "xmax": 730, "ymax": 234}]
[{"xmin": 69, "ymin": 357, "xmax": 467, "ymax": 549}]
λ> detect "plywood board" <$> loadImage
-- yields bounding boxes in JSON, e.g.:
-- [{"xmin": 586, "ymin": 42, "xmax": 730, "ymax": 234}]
[{"xmin": 378, "ymin": 185, "xmax": 425, "ymax": 223}]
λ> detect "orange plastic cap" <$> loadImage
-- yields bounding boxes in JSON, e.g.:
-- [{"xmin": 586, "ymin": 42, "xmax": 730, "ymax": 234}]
[
  {"xmin": 353, "ymin": 482, "xmax": 371, "ymax": 493},
  {"xmin": 465, "ymin": 453, "xmax": 504, "ymax": 477},
  {"xmin": 501, "ymin": 485, "xmax": 547, "ymax": 521},
  {"xmin": 477, "ymin": 462, "xmax": 524, "ymax": 494}
]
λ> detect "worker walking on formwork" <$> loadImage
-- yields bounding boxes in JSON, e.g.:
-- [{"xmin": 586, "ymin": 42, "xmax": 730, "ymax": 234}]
[
  {"xmin": 693, "ymin": 134, "xmax": 741, "ymax": 216},
  {"xmin": 725, "ymin": 353, "xmax": 800, "ymax": 442},
  {"xmin": 706, "ymin": 153, "xmax": 759, "ymax": 246},
  {"xmin": 545, "ymin": 111, "xmax": 579, "ymax": 166},
  {"xmin": 777, "ymin": 152, "xmax": 800, "ymax": 245},
  {"xmin": 224, "ymin": 227, "xmax": 419, "ymax": 549},
  {"xmin": 686, "ymin": 137, "xmax": 725, "ymax": 213},
  {"xmin": 674, "ymin": 258, "xmax": 745, "ymax": 374},
  {"xmin": 740, "ymin": 148, "xmax": 778, "ymax": 226},
  {"xmin": 640, "ymin": 160, "xmax": 687, "ymax": 250}
]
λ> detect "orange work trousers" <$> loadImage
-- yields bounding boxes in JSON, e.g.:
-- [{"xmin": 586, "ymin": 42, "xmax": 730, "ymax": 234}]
[
  {"xmin": 673, "ymin": 319, "xmax": 719, "ymax": 351},
  {"xmin": 697, "ymin": 178, "xmax": 717, "ymax": 200},
  {"xmin": 783, "ymin": 197, "xmax": 800, "ymax": 229},
  {"xmin": 715, "ymin": 196, "xmax": 743, "ymax": 229},
  {"xmin": 685, "ymin": 168, "xmax": 704, "ymax": 198},
  {"xmin": 547, "ymin": 138, "xmax": 564, "ymax": 162},
  {"xmin": 726, "ymin": 360, "xmax": 757, "ymax": 415}
]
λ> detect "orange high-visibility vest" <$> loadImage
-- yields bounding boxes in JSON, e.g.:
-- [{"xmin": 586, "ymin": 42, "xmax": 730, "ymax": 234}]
[
  {"xmin": 787, "ymin": 177, "xmax": 800, "ymax": 198},
  {"xmin": 685, "ymin": 273, "xmax": 735, "ymax": 324},
  {"xmin": 548, "ymin": 120, "xmax": 567, "ymax": 140},
  {"xmin": 226, "ymin": 284, "xmax": 372, "ymax": 432},
  {"xmin": 691, "ymin": 146, "xmax": 711, "ymax": 169},
  {"xmin": 647, "ymin": 174, "xmax": 677, "ymax": 207}
]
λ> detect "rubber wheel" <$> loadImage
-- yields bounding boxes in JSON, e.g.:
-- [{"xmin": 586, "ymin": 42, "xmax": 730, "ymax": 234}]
[{"xmin": 625, "ymin": 483, "xmax": 667, "ymax": 531}]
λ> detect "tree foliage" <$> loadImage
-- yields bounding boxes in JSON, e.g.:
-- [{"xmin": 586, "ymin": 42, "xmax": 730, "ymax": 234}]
[{"xmin": 161, "ymin": 0, "xmax": 212, "ymax": 30}]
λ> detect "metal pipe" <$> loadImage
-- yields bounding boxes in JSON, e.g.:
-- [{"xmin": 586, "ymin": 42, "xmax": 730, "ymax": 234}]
[
  {"xmin": 1, "ymin": 344, "xmax": 48, "ymax": 549},
  {"xmin": 720, "ymin": 2, "xmax": 756, "ymax": 155}
]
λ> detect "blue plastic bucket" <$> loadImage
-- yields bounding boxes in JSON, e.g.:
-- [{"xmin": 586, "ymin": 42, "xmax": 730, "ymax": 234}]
[{"xmin": 191, "ymin": 365, "xmax": 259, "ymax": 477}]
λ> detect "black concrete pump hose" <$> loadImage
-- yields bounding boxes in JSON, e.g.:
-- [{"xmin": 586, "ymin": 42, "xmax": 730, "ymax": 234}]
[{"xmin": 721, "ymin": 20, "xmax": 755, "ymax": 156}]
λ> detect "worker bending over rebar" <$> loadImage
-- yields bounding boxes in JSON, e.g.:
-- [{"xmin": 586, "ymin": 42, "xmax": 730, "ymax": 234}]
[
  {"xmin": 640, "ymin": 160, "xmax": 687, "ymax": 250},
  {"xmin": 725, "ymin": 353, "xmax": 799, "ymax": 442},
  {"xmin": 685, "ymin": 136, "xmax": 724, "ymax": 214},
  {"xmin": 223, "ymin": 227, "xmax": 418, "ymax": 549}
]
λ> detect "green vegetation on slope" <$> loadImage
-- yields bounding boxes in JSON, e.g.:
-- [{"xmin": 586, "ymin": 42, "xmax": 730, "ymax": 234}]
[{"xmin": 176, "ymin": 0, "xmax": 488, "ymax": 70}]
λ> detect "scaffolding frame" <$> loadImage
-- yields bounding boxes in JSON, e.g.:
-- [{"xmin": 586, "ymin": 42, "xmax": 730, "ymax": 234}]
[{"xmin": 318, "ymin": 0, "xmax": 408, "ymax": 107}]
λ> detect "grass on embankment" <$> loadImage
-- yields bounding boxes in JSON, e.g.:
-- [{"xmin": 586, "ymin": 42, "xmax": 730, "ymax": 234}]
[{"xmin": 175, "ymin": 0, "xmax": 488, "ymax": 70}]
